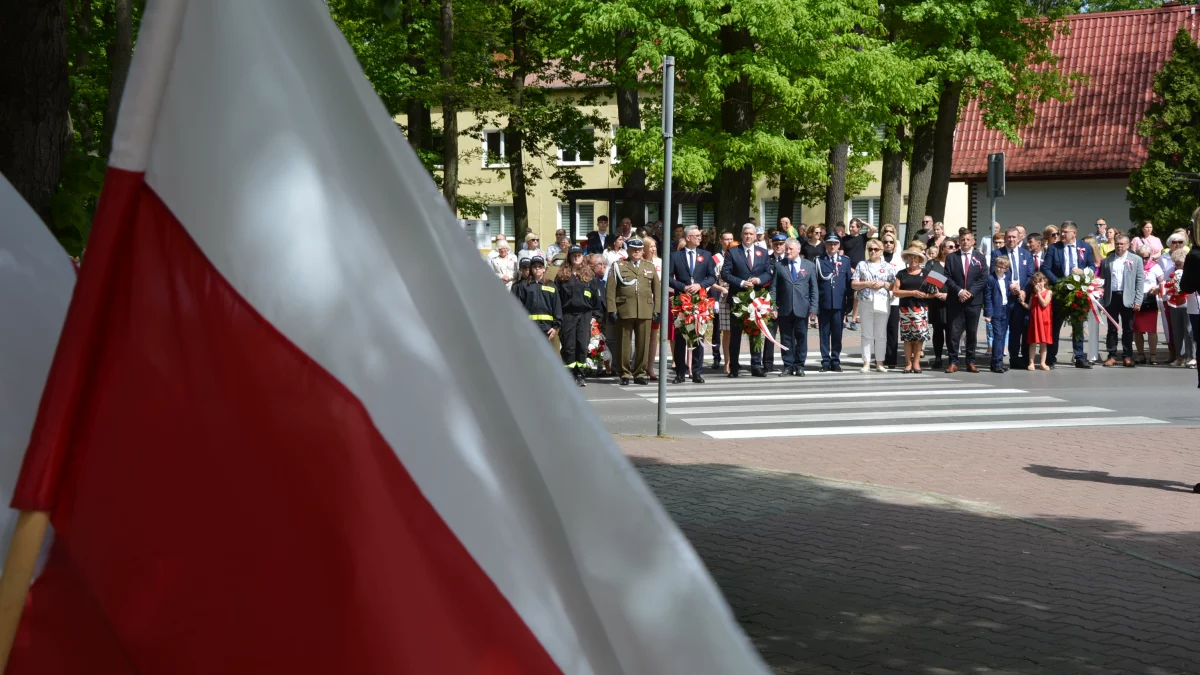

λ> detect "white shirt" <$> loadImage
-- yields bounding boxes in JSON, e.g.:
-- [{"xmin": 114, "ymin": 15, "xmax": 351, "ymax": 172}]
[
  {"xmin": 995, "ymin": 273, "xmax": 1008, "ymax": 306},
  {"xmin": 1110, "ymin": 253, "xmax": 1131, "ymax": 292},
  {"xmin": 1065, "ymin": 243, "xmax": 1078, "ymax": 270},
  {"xmin": 546, "ymin": 244, "xmax": 563, "ymax": 259}
]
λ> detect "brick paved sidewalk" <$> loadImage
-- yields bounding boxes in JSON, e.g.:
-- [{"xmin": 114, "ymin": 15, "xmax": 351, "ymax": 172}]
[
  {"xmin": 641, "ymin": 463, "xmax": 1200, "ymax": 674},
  {"xmin": 620, "ymin": 427, "xmax": 1200, "ymax": 573}
]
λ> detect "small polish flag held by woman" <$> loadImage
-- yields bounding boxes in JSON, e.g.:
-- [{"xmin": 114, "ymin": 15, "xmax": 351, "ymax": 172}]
[{"xmin": 924, "ymin": 269, "xmax": 948, "ymax": 288}]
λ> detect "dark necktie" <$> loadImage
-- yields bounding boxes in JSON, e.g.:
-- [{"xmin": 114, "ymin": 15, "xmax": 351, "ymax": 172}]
[
  {"xmin": 791, "ymin": 261, "xmax": 798, "ymax": 282},
  {"xmin": 688, "ymin": 249, "xmax": 695, "ymax": 276}
]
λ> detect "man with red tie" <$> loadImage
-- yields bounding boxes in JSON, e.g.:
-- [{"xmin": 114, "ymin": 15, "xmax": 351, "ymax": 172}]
[
  {"xmin": 943, "ymin": 231, "xmax": 988, "ymax": 373},
  {"xmin": 721, "ymin": 223, "xmax": 773, "ymax": 377},
  {"xmin": 669, "ymin": 226, "xmax": 717, "ymax": 383}
]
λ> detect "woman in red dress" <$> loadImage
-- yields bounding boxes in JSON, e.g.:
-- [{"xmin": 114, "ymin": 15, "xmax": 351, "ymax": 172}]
[{"xmin": 1025, "ymin": 271, "xmax": 1054, "ymax": 370}]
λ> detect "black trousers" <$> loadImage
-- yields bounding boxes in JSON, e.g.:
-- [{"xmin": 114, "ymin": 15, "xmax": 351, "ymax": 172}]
[
  {"xmin": 1007, "ymin": 304, "xmax": 1029, "ymax": 368},
  {"xmin": 560, "ymin": 311, "xmax": 591, "ymax": 369},
  {"xmin": 673, "ymin": 333, "xmax": 704, "ymax": 378},
  {"xmin": 762, "ymin": 320, "xmax": 779, "ymax": 370},
  {"xmin": 1105, "ymin": 293, "xmax": 1136, "ymax": 359},
  {"xmin": 1192, "ymin": 314, "xmax": 1200, "ymax": 388},
  {"xmin": 884, "ymin": 305, "xmax": 900, "ymax": 366},
  {"xmin": 729, "ymin": 320, "xmax": 762, "ymax": 373},
  {"xmin": 928, "ymin": 300, "xmax": 947, "ymax": 360},
  {"xmin": 778, "ymin": 314, "xmax": 809, "ymax": 370},
  {"xmin": 947, "ymin": 303, "xmax": 981, "ymax": 365}
]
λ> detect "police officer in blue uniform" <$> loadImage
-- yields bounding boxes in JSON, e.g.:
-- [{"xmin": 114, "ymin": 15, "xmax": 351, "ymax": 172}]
[{"xmin": 816, "ymin": 233, "xmax": 854, "ymax": 372}]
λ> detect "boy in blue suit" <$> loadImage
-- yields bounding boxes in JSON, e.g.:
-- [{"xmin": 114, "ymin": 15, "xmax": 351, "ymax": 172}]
[{"xmin": 984, "ymin": 256, "xmax": 1023, "ymax": 373}]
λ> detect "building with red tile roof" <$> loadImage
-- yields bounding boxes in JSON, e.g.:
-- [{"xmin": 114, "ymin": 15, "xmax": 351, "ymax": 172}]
[{"xmin": 954, "ymin": 4, "xmax": 1200, "ymax": 233}]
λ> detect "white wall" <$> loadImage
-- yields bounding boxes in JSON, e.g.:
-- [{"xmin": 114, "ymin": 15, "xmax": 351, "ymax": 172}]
[{"xmin": 975, "ymin": 178, "xmax": 1132, "ymax": 236}]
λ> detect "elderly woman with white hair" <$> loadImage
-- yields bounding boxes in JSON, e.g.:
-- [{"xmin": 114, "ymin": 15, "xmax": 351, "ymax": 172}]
[
  {"xmin": 1160, "ymin": 230, "xmax": 1190, "ymax": 364},
  {"xmin": 1134, "ymin": 243, "xmax": 1165, "ymax": 364},
  {"xmin": 489, "ymin": 239, "xmax": 518, "ymax": 289}
]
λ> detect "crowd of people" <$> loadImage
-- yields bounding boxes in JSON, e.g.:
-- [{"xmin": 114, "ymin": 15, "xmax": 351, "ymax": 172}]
[{"xmin": 494, "ymin": 208, "xmax": 1200, "ymax": 389}]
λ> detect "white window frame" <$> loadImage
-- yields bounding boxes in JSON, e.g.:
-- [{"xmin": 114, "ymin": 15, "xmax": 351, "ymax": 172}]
[
  {"xmin": 556, "ymin": 127, "xmax": 596, "ymax": 166},
  {"xmin": 482, "ymin": 129, "xmax": 508, "ymax": 169},
  {"xmin": 559, "ymin": 202, "xmax": 596, "ymax": 239},
  {"xmin": 610, "ymin": 124, "xmax": 620, "ymax": 164},
  {"xmin": 848, "ymin": 197, "xmax": 881, "ymax": 229},
  {"xmin": 485, "ymin": 204, "xmax": 516, "ymax": 239}
]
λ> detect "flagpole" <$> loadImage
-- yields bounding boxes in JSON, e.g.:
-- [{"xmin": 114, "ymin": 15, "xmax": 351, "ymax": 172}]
[
  {"xmin": 657, "ymin": 56, "xmax": 675, "ymax": 438},
  {"xmin": 0, "ymin": 510, "xmax": 50, "ymax": 672}
]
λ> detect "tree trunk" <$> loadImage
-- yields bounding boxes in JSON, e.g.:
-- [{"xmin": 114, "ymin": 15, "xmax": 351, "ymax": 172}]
[
  {"xmin": 614, "ymin": 28, "xmax": 644, "ymax": 227},
  {"xmin": 906, "ymin": 118, "xmax": 936, "ymax": 227},
  {"xmin": 880, "ymin": 121, "xmax": 904, "ymax": 228},
  {"xmin": 508, "ymin": 2, "xmax": 530, "ymax": 240},
  {"xmin": 440, "ymin": 0, "xmax": 457, "ymax": 214},
  {"xmin": 715, "ymin": 22, "xmax": 754, "ymax": 232},
  {"xmin": 100, "ymin": 0, "xmax": 133, "ymax": 160},
  {"xmin": 778, "ymin": 173, "xmax": 797, "ymax": 229},
  {"xmin": 926, "ymin": 79, "xmax": 963, "ymax": 223},
  {"xmin": 74, "ymin": 0, "xmax": 95, "ymax": 148},
  {"xmin": 0, "ymin": 0, "xmax": 70, "ymax": 226},
  {"xmin": 824, "ymin": 143, "xmax": 849, "ymax": 227}
]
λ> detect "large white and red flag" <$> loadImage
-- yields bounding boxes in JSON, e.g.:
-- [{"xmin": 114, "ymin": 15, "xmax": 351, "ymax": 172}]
[
  {"xmin": 7, "ymin": 1, "xmax": 768, "ymax": 673},
  {"xmin": 0, "ymin": 176, "xmax": 74, "ymax": 578}
]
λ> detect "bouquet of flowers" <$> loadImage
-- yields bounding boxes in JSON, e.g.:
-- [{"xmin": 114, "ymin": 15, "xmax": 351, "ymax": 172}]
[
  {"xmin": 1164, "ymin": 269, "xmax": 1187, "ymax": 308},
  {"xmin": 585, "ymin": 319, "xmax": 610, "ymax": 374},
  {"xmin": 671, "ymin": 287, "xmax": 717, "ymax": 347},
  {"xmin": 1052, "ymin": 268, "xmax": 1100, "ymax": 337},
  {"xmin": 731, "ymin": 287, "xmax": 778, "ymax": 353}
]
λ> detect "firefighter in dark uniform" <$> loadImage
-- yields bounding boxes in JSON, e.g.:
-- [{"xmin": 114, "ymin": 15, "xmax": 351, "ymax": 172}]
[
  {"xmin": 512, "ymin": 255, "xmax": 561, "ymax": 341},
  {"xmin": 606, "ymin": 238, "xmax": 659, "ymax": 385},
  {"xmin": 556, "ymin": 245, "xmax": 599, "ymax": 387}
]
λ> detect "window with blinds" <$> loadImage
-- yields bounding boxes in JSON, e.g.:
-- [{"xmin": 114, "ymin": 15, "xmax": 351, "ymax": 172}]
[
  {"xmin": 486, "ymin": 204, "xmax": 515, "ymax": 238},
  {"xmin": 558, "ymin": 202, "xmax": 596, "ymax": 237},
  {"xmin": 760, "ymin": 200, "xmax": 802, "ymax": 228},
  {"xmin": 645, "ymin": 203, "xmax": 659, "ymax": 223},
  {"xmin": 850, "ymin": 198, "xmax": 880, "ymax": 228},
  {"xmin": 681, "ymin": 203, "xmax": 698, "ymax": 228}
]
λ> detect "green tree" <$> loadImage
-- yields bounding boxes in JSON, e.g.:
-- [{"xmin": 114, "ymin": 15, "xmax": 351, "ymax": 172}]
[
  {"xmin": 887, "ymin": 0, "xmax": 1077, "ymax": 223},
  {"xmin": 1128, "ymin": 28, "xmax": 1200, "ymax": 234}
]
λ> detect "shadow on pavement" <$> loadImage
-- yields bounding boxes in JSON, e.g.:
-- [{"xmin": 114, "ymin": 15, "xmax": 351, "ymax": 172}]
[
  {"xmin": 630, "ymin": 457, "xmax": 1200, "ymax": 675},
  {"xmin": 1023, "ymin": 464, "xmax": 1198, "ymax": 493}
]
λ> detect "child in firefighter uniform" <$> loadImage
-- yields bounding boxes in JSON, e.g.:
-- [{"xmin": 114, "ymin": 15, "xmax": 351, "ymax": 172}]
[
  {"xmin": 605, "ymin": 239, "xmax": 659, "ymax": 385},
  {"xmin": 512, "ymin": 255, "xmax": 562, "ymax": 340}
]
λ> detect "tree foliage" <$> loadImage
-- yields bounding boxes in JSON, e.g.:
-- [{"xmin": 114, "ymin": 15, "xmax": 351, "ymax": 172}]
[
  {"xmin": 48, "ymin": 0, "xmax": 144, "ymax": 254},
  {"xmin": 1128, "ymin": 28, "xmax": 1200, "ymax": 234}
]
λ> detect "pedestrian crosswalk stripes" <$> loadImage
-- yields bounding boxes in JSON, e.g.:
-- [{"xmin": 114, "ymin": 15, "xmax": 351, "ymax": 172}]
[
  {"xmin": 666, "ymin": 395, "xmax": 1065, "ymax": 415},
  {"xmin": 703, "ymin": 417, "xmax": 1167, "ymax": 439},
  {"xmin": 600, "ymin": 367, "xmax": 1170, "ymax": 438},
  {"xmin": 687, "ymin": 405, "xmax": 1109, "ymax": 427}
]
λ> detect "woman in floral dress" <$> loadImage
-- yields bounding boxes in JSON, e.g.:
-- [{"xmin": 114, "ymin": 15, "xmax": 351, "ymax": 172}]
[{"xmin": 892, "ymin": 247, "xmax": 933, "ymax": 373}]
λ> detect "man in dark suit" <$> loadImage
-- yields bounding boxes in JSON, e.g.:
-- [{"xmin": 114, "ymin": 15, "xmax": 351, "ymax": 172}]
[
  {"xmin": 991, "ymin": 227, "xmax": 1034, "ymax": 368},
  {"xmin": 943, "ymin": 230, "xmax": 988, "ymax": 373},
  {"xmin": 816, "ymin": 234, "xmax": 854, "ymax": 372},
  {"xmin": 669, "ymin": 225, "xmax": 718, "ymax": 383},
  {"xmin": 1042, "ymin": 221, "xmax": 1095, "ymax": 369},
  {"xmin": 772, "ymin": 238, "xmax": 819, "ymax": 376},
  {"xmin": 721, "ymin": 223, "xmax": 773, "ymax": 377},
  {"xmin": 585, "ymin": 215, "xmax": 610, "ymax": 255}
]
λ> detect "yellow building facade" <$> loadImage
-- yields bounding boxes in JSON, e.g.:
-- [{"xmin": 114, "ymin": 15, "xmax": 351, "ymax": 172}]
[{"xmin": 408, "ymin": 91, "xmax": 968, "ymax": 252}]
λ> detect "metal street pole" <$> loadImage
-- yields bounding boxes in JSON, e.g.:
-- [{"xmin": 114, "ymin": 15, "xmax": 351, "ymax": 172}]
[{"xmin": 657, "ymin": 56, "xmax": 675, "ymax": 438}]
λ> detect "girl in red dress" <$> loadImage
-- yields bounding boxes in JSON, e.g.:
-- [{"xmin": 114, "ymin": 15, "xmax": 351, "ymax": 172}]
[{"xmin": 1025, "ymin": 271, "xmax": 1053, "ymax": 370}]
